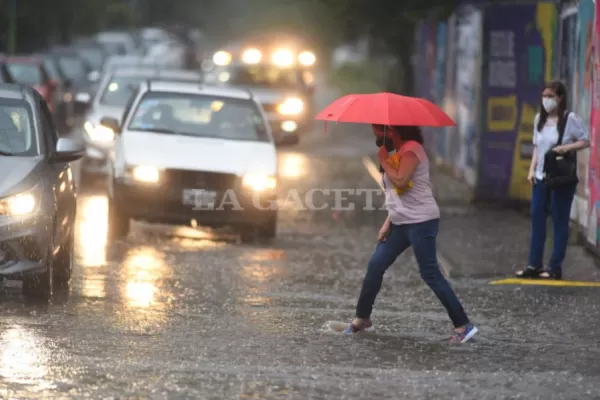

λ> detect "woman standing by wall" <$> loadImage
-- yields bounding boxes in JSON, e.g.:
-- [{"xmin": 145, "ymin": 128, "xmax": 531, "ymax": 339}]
[{"xmin": 516, "ymin": 80, "xmax": 589, "ymax": 280}]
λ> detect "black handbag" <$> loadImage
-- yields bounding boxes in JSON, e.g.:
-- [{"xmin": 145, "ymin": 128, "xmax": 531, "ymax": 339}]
[{"xmin": 543, "ymin": 111, "xmax": 578, "ymax": 188}]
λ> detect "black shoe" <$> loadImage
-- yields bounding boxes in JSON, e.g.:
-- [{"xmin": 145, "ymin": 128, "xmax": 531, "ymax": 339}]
[
  {"xmin": 516, "ymin": 266, "xmax": 542, "ymax": 278},
  {"xmin": 539, "ymin": 269, "xmax": 562, "ymax": 280}
]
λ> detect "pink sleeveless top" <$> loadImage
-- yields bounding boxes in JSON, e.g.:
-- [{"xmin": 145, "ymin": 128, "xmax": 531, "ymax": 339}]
[{"xmin": 382, "ymin": 141, "xmax": 440, "ymax": 225}]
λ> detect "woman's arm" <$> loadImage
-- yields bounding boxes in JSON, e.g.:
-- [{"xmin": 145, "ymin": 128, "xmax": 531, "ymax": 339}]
[
  {"xmin": 559, "ymin": 140, "xmax": 590, "ymax": 152},
  {"xmin": 380, "ymin": 151, "xmax": 419, "ymax": 188},
  {"xmin": 529, "ymin": 146, "xmax": 538, "ymax": 174}
]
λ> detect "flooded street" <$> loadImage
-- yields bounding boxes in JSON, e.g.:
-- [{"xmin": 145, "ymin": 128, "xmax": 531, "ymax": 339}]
[{"xmin": 1, "ymin": 128, "xmax": 600, "ymax": 399}]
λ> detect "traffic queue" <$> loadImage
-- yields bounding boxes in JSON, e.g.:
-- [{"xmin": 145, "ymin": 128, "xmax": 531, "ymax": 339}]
[{"xmin": 0, "ymin": 28, "xmax": 317, "ymax": 300}]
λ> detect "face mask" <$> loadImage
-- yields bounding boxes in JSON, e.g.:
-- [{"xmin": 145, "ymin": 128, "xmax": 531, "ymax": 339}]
[
  {"xmin": 542, "ymin": 97, "xmax": 558, "ymax": 112},
  {"xmin": 376, "ymin": 136, "xmax": 395, "ymax": 152}
]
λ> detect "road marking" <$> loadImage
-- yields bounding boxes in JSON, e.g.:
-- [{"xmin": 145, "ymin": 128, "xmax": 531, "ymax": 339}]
[
  {"xmin": 361, "ymin": 156, "xmax": 451, "ymax": 278},
  {"xmin": 489, "ymin": 278, "xmax": 600, "ymax": 287}
]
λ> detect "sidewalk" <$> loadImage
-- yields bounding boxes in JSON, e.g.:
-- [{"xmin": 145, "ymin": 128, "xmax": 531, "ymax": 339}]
[{"xmin": 430, "ymin": 167, "xmax": 600, "ymax": 281}]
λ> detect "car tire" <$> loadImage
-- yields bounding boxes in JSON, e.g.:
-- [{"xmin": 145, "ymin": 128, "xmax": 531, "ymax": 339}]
[
  {"xmin": 259, "ymin": 216, "xmax": 277, "ymax": 239},
  {"xmin": 53, "ymin": 228, "xmax": 74, "ymax": 288},
  {"xmin": 239, "ymin": 217, "xmax": 277, "ymax": 243},
  {"xmin": 22, "ymin": 239, "xmax": 54, "ymax": 300},
  {"xmin": 107, "ymin": 195, "xmax": 130, "ymax": 242}
]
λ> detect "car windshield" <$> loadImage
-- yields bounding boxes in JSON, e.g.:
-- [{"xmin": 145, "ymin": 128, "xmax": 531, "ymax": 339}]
[
  {"xmin": 42, "ymin": 59, "xmax": 61, "ymax": 81},
  {"xmin": 99, "ymin": 76, "xmax": 144, "ymax": 106},
  {"xmin": 128, "ymin": 92, "xmax": 269, "ymax": 142},
  {"xmin": 5, "ymin": 63, "xmax": 42, "ymax": 85},
  {"xmin": 77, "ymin": 48, "xmax": 104, "ymax": 70},
  {"xmin": 59, "ymin": 56, "xmax": 87, "ymax": 81},
  {"xmin": 226, "ymin": 65, "xmax": 300, "ymax": 88},
  {"xmin": 0, "ymin": 100, "xmax": 36, "ymax": 156}
]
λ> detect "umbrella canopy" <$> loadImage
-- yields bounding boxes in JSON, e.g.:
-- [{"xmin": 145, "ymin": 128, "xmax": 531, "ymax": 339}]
[{"xmin": 315, "ymin": 92, "xmax": 456, "ymax": 127}]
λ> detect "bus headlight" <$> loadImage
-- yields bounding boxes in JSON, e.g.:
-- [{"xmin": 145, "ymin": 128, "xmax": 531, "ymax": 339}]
[{"xmin": 277, "ymin": 97, "xmax": 304, "ymax": 115}]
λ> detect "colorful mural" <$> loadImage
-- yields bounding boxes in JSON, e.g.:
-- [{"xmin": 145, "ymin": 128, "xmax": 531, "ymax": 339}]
[
  {"xmin": 454, "ymin": 5, "xmax": 483, "ymax": 186},
  {"xmin": 476, "ymin": 2, "xmax": 556, "ymax": 201},
  {"xmin": 586, "ymin": 1, "xmax": 600, "ymax": 249}
]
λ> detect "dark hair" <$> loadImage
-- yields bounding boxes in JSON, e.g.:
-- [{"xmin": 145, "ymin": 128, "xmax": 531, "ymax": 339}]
[
  {"xmin": 537, "ymin": 80, "xmax": 568, "ymax": 132},
  {"xmin": 391, "ymin": 125, "xmax": 424, "ymax": 144}
]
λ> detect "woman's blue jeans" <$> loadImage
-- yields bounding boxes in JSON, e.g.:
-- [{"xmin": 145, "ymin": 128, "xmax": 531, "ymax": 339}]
[
  {"xmin": 528, "ymin": 181, "xmax": 577, "ymax": 273},
  {"xmin": 355, "ymin": 219, "xmax": 470, "ymax": 328}
]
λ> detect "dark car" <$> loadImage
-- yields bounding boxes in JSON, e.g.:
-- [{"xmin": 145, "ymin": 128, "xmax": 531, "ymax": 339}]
[
  {"xmin": 0, "ymin": 55, "xmax": 14, "ymax": 83},
  {"xmin": 1, "ymin": 56, "xmax": 58, "ymax": 114},
  {"xmin": 0, "ymin": 84, "xmax": 84, "ymax": 299},
  {"xmin": 46, "ymin": 47, "xmax": 96, "ymax": 116}
]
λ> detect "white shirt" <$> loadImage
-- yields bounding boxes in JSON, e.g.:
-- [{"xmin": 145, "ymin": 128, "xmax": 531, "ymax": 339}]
[{"xmin": 533, "ymin": 112, "xmax": 588, "ymax": 180}]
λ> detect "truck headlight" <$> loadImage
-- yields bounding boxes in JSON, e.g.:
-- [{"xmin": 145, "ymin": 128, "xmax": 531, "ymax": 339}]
[
  {"xmin": 242, "ymin": 48, "xmax": 262, "ymax": 64},
  {"xmin": 272, "ymin": 49, "xmax": 294, "ymax": 67},
  {"xmin": 132, "ymin": 166, "xmax": 160, "ymax": 183},
  {"xmin": 242, "ymin": 173, "xmax": 276, "ymax": 191},
  {"xmin": 277, "ymin": 97, "xmax": 304, "ymax": 115},
  {"xmin": 298, "ymin": 51, "xmax": 316, "ymax": 66},
  {"xmin": 84, "ymin": 121, "xmax": 115, "ymax": 143},
  {"xmin": 0, "ymin": 191, "xmax": 38, "ymax": 216}
]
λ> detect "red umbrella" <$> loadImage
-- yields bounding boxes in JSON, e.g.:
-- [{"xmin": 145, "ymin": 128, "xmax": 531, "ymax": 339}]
[{"xmin": 315, "ymin": 92, "xmax": 456, "ymax": 127}]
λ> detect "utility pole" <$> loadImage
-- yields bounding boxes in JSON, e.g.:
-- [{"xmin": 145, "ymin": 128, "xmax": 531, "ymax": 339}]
[{"xmin": 8, "ymin": 0, "xmax": 17, "ymax": 53}]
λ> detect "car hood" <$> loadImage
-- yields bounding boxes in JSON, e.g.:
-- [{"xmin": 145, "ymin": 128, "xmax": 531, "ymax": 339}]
[
  {"xmin": 86, "ymin": 105, "xmax": 125, "ymax": 125},
  {"xmin": 122, "ymin": 131, "xmax": 277, "ymax": 176},
  {"xmin": 0, "ymin": 156, "xmax": 44, "ymax": 197}
]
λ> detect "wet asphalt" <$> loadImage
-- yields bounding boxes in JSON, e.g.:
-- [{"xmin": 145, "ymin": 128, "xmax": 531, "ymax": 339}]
[{"xmin": 1, "ymin": 119, "xmax": 600, "ymax": 398}]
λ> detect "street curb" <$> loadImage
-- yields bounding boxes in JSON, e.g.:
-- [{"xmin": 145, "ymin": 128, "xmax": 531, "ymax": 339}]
[{"xmin": 361, "ymin": 156, "xmax": 451, "ymax": 278}]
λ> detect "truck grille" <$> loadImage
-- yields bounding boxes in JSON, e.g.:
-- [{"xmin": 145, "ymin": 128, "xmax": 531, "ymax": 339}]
[
  {"xmin": 261, "ymin": 103, "xmax": 278, "ymax": 113},
  {"xmin": 164, "ymin": 169, "xmax": 238, "ymax": 191}
]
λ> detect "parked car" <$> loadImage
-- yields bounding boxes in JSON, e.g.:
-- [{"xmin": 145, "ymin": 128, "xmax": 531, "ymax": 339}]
[
  {"xmin": 1, "ymin": 55, "xmax": 59, "ymax": 119},
  {"xmin": 0, "ymin": 83, "xmax": 84, "ymax": 299},
  {"xmin": 101, "ymin": 80, "xmax": 278, "ymax": 243},
  {"xmin": 80, "ymin": 67, "xmax": 202, "ymax": 181}
]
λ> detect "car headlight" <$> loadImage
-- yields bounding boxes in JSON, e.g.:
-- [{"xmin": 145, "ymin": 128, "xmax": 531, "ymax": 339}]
[
  {"xmin": 0, "ymin": 191, "xmax": 38, "ymax": 217},
  {"xmin": 213, "ymin": 50, "xmax": 232, "ymax": 66},
  {"xmin": 84, "ymin": 121, "xmax": 115, "ymax": 143},
  {"xmin": 132, "ymin": 165, "xmax": 160, "ymax": 183},
  {"xmin": 277, "ymin": 97, "xmax": 304, "ymax": 115},
  {"xmin": 242, "ymin": 173, "xmax": 276, "ymax": 191},
  {"xmin": 298, "ymin": 51, "xmax": 316, "ymax": 66}
]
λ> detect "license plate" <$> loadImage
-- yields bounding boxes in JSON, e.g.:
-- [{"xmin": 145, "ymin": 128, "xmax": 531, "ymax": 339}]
[{"xmin": 182, "ymin": 189, "xmax": 217, "ymax": 209}]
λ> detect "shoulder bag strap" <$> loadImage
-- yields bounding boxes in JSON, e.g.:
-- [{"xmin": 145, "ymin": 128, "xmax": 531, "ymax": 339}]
[{"xmin": 556, "ymin": 110, "xmax": 570, "ymax": 146}]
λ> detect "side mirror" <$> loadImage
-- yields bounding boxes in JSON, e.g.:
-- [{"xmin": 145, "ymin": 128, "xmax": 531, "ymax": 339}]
[
  {"xmin": 100, "ymin": 116, "xmax": 121, "ymax": 135},
  {"xmin": 75, "ymin": 92, "xmax": 91, "ymax": 104},
  {"xmin": 50, "ymin": 138, "xmax": 85, "ymax": 163}
]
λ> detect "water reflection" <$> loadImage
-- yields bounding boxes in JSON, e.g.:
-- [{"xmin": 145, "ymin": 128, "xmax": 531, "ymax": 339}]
[
  {"xmin": 122, "ymin": 246, "xmax": 166, "ymax": 309},
  {"xmin": 279, "ymin": 153, "xmax": 306, "ymax": 178},
  {"xmin": 76, "ymin": 195, "xmax": 108, "ymax": 267},
  {"xmin": 81, "ymin": 269, "xmax": 106, "ymax": 299},
  {"xmin": 0, "ymin": 325, "xmax": 52, "ymax": 389}
]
